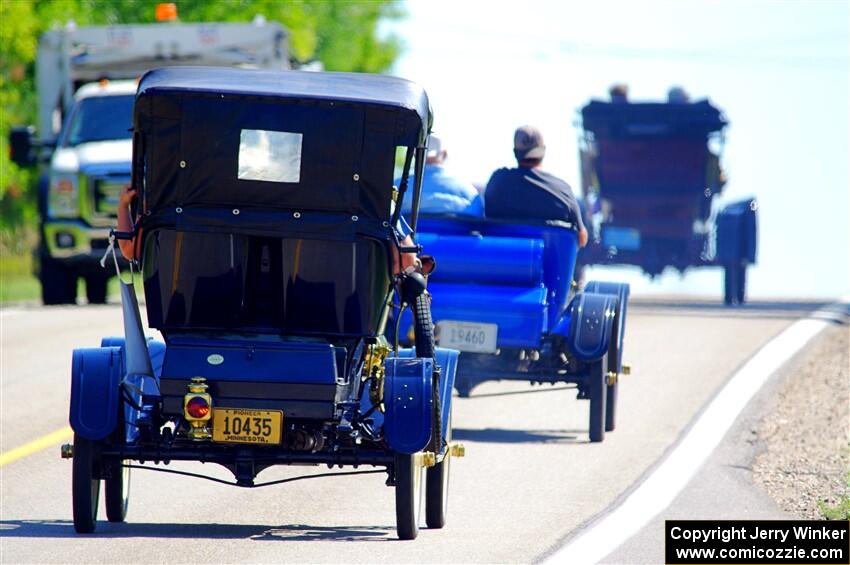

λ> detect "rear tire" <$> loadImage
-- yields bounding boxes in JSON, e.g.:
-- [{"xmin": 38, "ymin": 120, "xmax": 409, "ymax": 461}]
[
  {"xmin": 104, "ymin": 460, "xmax": 130, "ymax": 522},
  {"xmin": 425, "ymin": 413, "xmax": 451, "ymax": 529},
  {"xmin": 72, "ymin": 434, "xmax": 100, "ymax": 533},
  {"xmin": 605, "ymin": 302, "xmax": 624, "ymax": 433},
  {"xmin": 605, "ymin": 378, "xmax": 618, "ymax": 433},
  {"xmin": 85, "ymin": 274, "xmax": 110, "ymax": 305},
  {"xmin": 40, "ymin": 253, "xmax": 77, "ymax": 305},
  {"xmin": 455, "ymin": 378, "xmax": 473, "ymax": 398},
  {"xmin": 395, "ymin": 453, "xmax": 424, "ymax": 540},
  {"xmin": 588, "ymin": 354, "xmax": 608, "ymax": 443},
  {"xmin": 737, "ymin": 264, "xmax": 747, "ymax": 304},
  {"xmin": 724, "ymin": 262, "xmax": 747, "ymax": 306}
]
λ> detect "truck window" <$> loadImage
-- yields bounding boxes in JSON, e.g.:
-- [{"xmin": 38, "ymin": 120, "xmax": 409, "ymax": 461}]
[{"xmin": 62, "ymin": 95, "xmax": 134, "ymax": 147}]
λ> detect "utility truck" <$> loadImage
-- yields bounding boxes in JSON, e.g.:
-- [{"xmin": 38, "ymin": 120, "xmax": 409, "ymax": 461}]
[{"xmin": 10, "ymin": 7, "xmax": 289, "ymax": 304}]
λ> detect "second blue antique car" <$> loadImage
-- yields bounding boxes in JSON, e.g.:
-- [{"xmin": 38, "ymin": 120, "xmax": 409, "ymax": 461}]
[
  {"xmin": 65, "ymin": 67, "xmax": 461, "ymax": 540},
  {"xmin": 396, "ymin": 215, "xmax": 630, "ymax": 443}
]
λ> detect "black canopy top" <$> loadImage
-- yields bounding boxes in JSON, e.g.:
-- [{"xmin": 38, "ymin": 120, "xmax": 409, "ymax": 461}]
[
  {"xmin": 137, "ymin": 66, "xmax": 432, "ymax": 137},
  {"xmin": 134, "ymin": 67, "xmax": 432, "ymax": 223},
  {"xmin": 581, "ymin": 99, "xmax": 726, "ymax": 138}
]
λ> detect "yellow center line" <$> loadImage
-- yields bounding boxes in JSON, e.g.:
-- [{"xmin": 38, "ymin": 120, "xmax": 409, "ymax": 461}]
[{"xmin": 0, "ymin": 426, "xmax": 73, "ymax": 467}]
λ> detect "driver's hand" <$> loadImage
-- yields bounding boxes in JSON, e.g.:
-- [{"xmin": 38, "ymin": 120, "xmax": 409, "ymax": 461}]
[
  {"xmin": 578, "ymin": 226, "xmax": 588, "ymax": 248},
  {"xmin": 119, "ymin": 184, "xmax": 137, "ymax": 208}
]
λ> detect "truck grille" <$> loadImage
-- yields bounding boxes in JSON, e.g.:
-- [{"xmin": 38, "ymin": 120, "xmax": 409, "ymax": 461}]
[{"xmin": 88, "ymin": 174, "xmax": 129, "ymax": 227}]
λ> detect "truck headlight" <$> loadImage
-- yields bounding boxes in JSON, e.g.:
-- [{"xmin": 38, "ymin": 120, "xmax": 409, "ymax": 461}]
[{"xmin": 48, "ymin": 173, "xmax": 81, "ymax": 218}]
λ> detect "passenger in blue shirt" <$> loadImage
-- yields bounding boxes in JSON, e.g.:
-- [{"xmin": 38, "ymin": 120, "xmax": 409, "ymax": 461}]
[{"xmin": 398, "ymin": 135, "xmax": 483, "ymax": 217}]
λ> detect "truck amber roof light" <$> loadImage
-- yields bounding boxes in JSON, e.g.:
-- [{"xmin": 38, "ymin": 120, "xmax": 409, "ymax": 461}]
[
  {"xmin": 155, "ymin": 3, "xmax": 178, "ymax": 22},
  {"xmin": 98, "ymin": 79, "xmax": 109, "ymax": 87}
]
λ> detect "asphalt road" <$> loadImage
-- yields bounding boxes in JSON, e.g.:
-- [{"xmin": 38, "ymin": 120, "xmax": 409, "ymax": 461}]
[{"xmin": 0, "ymin": 298, "xmax": 827, "ymax": 563}]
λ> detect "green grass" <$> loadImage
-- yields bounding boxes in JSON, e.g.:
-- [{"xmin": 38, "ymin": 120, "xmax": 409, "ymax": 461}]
[
  {"xmin": 819, "ymin": 497, "xmax": 850, "ymax": 520},
  {"xmin": 818, "ymin": 470, "xmax": 850, "ymax": 520},
  {"xmin": 0, "ymin": 253, "xmax": 140, "ymax": 305},
  {"xmin": 0, "ymin": 254, "xmax": 40, "ymax": 304}
]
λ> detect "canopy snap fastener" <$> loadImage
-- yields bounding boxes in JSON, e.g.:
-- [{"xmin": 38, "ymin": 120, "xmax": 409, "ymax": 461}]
[{"xmin": 179, "ymin": 160, "xmax": 186, "ymax": 168}]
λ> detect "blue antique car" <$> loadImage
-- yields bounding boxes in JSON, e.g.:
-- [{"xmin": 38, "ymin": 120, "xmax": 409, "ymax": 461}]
[
  {"xmin": 65, "ymin": 67, "xmax": 461, "ymax": 540},
  {"xmin": 395, "ymin": 215, "xmax": 630, "ymax": 443}
]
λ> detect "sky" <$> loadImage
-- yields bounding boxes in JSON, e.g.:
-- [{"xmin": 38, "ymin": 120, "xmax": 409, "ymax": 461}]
[{"xmin": 388, "ymin": 0, "xmax": 849, "ymax": 299}]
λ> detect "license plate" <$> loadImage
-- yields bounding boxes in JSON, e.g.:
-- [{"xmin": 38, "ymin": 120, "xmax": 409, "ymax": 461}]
[
  {"xmin": 602, "ymin": 226, "xmax": 641, "ymax": 251},
  {"xmin": 212, "ymin": 408, "xmax": 283, "ymax": 445},
  {"xmin": 437, "ymin": 321, "xmax": 498, "ymax": 353}
]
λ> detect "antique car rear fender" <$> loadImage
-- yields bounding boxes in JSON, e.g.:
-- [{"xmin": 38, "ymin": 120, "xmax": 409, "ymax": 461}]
[
  {"xmin": 716, "ymin": 198, "xmax": 758, "ymax": 265},
  {"xmin": 383, "ymin": 357, "xmax": 433, "ymax": 454},
  {"xmin": 379, "ymin": 348, "xmax": 458, "ymax": 444},
  {"xmin": 434, "ymin": 347, "xmax": 459, "ymax": 435},
  {"xmin": 583, "ymin": 281, "xmax": 630, "ymax": 373},
  {"xmin": 100, "ymin": 336, "xmax": 166, "ymax": 379},
  {"xmin": 70, "ymin": 347, "xmax": 123, "ymax": 440},
  {"xmin": 554, "ymin": 292, "xmax": 619, "ymax": 362}
]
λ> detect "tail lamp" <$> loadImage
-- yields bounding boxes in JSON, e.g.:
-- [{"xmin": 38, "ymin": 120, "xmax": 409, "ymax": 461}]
[{"xmin": 184, "ymin": 376, "xmax": 212, "ymax": 441}]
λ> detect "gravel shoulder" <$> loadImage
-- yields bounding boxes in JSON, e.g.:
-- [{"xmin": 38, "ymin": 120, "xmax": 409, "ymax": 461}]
[{"xmin": 752, "ymin": 324, "xmax": 850, "ymax": 519}]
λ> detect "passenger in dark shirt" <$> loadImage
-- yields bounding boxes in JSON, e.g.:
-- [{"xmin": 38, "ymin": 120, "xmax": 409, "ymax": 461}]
[{"xmin": 485, "ymin": 125, "xmax": 588, "ymax": 247}]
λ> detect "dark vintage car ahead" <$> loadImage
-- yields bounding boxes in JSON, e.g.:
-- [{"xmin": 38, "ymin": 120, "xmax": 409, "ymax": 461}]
[
  {"xmin": 66, "ymin": 66, "xmax": 461, "ymax": 540},
  {"xmin": 577, "ymin": 99, "xmax": 757, "ymax": 304}
]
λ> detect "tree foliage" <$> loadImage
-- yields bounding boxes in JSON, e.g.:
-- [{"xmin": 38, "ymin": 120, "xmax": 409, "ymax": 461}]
[{"xmin": 0, "ymin": 0, "xmax": 405, "ymax": 248}]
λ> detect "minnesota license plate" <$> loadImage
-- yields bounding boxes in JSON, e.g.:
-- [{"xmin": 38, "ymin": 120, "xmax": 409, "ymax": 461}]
[
  {"xmin": 437, "ymin": 321, "xmax": 498, "ymax": 353},
  {"xmin": 212, "ymin": 408, "xmax": 283, "ymax": 445}
]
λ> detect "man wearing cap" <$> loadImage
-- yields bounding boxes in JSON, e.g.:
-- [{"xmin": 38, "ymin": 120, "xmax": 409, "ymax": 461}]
[
  {"xmin": 399, "ymin": 134, "xmax": 483, "ymax": 217},
  {"xmin": 484, "ymin": 125, "xmax": 588, "ymax": 247}
]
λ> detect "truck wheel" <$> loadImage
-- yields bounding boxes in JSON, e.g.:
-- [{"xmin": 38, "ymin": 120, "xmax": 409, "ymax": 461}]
[
  {"xmin": 40, "ymin": 254, "xmax": 77, "ymax": 305},
  {"xmin": 104, "ymin": 460, "xmax": 130, "ymax": 522},
  {"xmin": 412, "ymin": 293, "xmax": 442, "ymax": 455},
  {"xmin": 588, "ymin": 355, "xmax": 608, "ymax": 443},
  {"xmin": 72, "ymin": 434, "xmax": 100, "ymax": 533},
  {"xmin": 85, "ymin": 274, "xmax": 110, "ymax": 305},
  {"xmin": 425, "ymin": 413, "xmax": 451, "ymax": 529},
  {"xmin": 395, "ymin": 453, "xmax": 424, "ymax": 540}
]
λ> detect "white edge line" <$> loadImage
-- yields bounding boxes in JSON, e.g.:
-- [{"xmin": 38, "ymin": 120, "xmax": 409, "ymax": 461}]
[{"xmin": 541, "ymin": 297, "xmax": 850, "ymax": 565}]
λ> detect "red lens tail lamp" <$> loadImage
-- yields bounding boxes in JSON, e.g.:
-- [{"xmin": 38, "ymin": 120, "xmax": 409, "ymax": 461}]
[{"xmin": 183, "ymin": 377, "xmax": 212, "ymax": 440}]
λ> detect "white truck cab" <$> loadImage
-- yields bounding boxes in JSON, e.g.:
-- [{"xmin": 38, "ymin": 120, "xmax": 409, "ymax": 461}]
[
  {"xmin": 45, "ymin": 80, "xmax": 136, "ymax": 267},
  {"xmin": 9, "ymin": 11, "xmax": 290, "ymax": 304}
]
